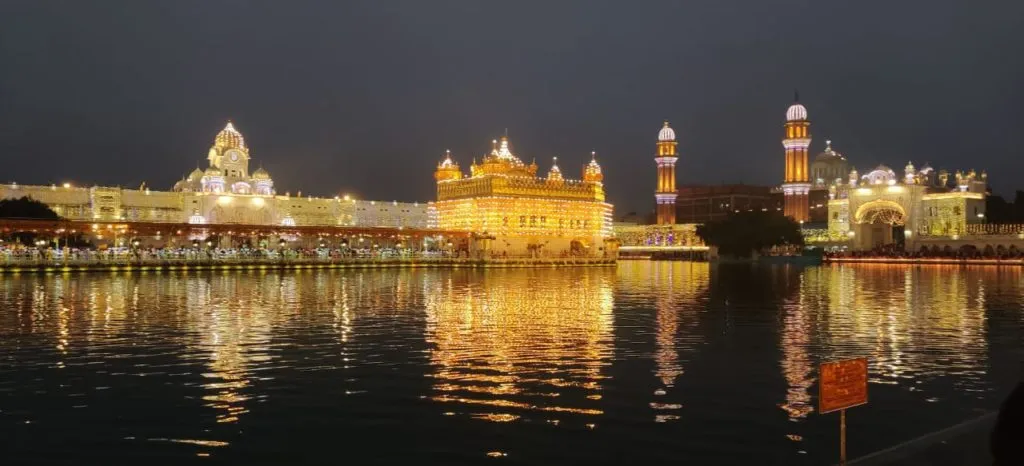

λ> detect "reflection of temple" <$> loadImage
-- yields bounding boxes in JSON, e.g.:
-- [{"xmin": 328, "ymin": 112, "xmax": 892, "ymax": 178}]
[
  {"xmin": 802, "ymin": 264, "xmax": 991, "ymax": 386},
  {"xmin": 0, "ymin": 122, "xmax": 428, "ymax": 228},
  {"xmin": 423, "ymin": 269, "xmax": 614, "ymax": 424}
]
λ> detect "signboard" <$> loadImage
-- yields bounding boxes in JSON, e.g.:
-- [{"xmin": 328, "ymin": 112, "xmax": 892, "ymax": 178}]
[{"xmin": 819, "ymin": 358, "xmax": 868, "ymax": 414}]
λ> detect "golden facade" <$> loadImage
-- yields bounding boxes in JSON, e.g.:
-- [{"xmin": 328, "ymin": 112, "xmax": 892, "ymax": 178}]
[
  {"xmin": 431, "ymin": 136, "xmax": 614, "ymax": 257},
  {"xmin": 0, "ymin": 122, "xmax": 428, "ymax": 229}
]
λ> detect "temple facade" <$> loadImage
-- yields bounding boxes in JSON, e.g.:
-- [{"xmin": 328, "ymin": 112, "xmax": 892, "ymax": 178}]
[
  {"xmin": 431, "ymin": 136, "xmax": 615, "ymax": 258},
  {"xmin": 0, "ymin": 122, "xmax": 429, "ymax": 229},
  {"xmin": 826, "ymin": 164, "xmax": 988, "ymax": 250}
]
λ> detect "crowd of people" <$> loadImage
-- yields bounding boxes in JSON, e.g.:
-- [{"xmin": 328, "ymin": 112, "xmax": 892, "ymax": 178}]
[
  {"xmin": 824, "ymin": 243, "xmax": 1024, "ymax": 260},
  {"xmin": 0, "ymin": 244, "xmax": 453, "ymax": 264}
]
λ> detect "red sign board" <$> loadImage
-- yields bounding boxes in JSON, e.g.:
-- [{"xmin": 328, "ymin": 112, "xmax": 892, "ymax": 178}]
[{"xmin": 819, "ymin": 358, "xmax": 868, "ymax": 414}]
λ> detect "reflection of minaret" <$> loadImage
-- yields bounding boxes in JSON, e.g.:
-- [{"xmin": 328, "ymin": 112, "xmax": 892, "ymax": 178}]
[
  {"xmin": 643, "ymin": 261, "xmax": 709, "ymax": 422},
  {"xmin": 782, "ymin": 92, "xmax": 811, "ymax": 222},
  {"xmin": 655, "ymin": 121, "xmax": 679, "ymax": 225},
  {"xmin": 778, "ymin": 271, "xmax": 814, "ymax": 420}
]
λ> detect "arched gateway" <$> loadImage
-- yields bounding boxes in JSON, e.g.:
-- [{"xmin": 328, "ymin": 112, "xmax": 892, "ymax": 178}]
[{"xmin": 853, "ymin": 200, "xmax": 907, "ymax": 249}]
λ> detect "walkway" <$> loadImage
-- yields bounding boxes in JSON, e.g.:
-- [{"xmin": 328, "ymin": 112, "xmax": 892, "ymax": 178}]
[
  {"xmin": 0, "ymin": 256, "xmax": 618, "ymax": 273},
  {"xmin": 848, "ymin": 412, "xmax": 995, "ymax": 465}
]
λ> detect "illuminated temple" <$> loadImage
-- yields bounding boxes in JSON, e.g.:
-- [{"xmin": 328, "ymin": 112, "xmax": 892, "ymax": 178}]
[
  {"xmin": 784, "ymin": 99, "xmax": 996, "ymax": 251},
  {"xmin": 431, "ymin": 136, "xmax": 616, "ymax": 258},
  {"xmin": 0, "ymin": 122, "xmax": 428, "ymax": 229}
]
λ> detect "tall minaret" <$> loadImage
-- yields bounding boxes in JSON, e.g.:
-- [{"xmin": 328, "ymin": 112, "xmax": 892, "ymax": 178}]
[
  {"xmin": 782, "ymin": 93, "xmax": 811, "ymax": 223},
  {"xmin": 655, "ymin": 121, "xmax": 678, "ymax": 225}
]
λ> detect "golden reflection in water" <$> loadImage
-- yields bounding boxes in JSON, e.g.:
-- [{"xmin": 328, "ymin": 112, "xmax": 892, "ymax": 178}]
[
  {"xmin": 782, "ymin": 264, "xmax": 1004, "ymax": 425},
  {"xmin": 182, "ymin": 274, "xmax": 275, "ymax": 425},
  {"xmin": 424, "ymin": 269, "xmax": 615, "ymax": 424},
  {"xmin": 779, "ymin": 266, "xmax": 815, "ymax": 421},
  {"xmin": 616, "ymin": 261, "xmax": 710, "ymax": 422}
]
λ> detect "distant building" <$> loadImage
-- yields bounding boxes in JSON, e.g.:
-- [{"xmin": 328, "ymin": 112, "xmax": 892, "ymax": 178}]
[
  {"xmin": 0, "ymin": 122, "xmax": 428, "ymax": 228},
  {"xmin": 675, "ymin": 184, "xmax": 776, "ymax": 224},
  {"xmin": 827, "ymin": 164, "xmax": 988, "ymax": 249}
]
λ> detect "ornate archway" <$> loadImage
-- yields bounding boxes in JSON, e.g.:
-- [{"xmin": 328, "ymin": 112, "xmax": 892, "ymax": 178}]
[
  {"xmin": 854, "ymin": 200, "xmax": 906, "ymax": 225},
  {"xmin": 853, "ymin": 200, "xmax": 907, "ymax": 249}
]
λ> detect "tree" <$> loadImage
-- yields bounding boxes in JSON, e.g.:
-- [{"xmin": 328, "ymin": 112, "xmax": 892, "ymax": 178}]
[
  {"xmin": 696, "ymin": 211, "xmax": 804, "ymax": 258},
  {"xmin": 986, "ymin": 195, "xmax": 1012, "ymax": 223},
  {"xmin": 0, "ymin": 196, "xmax": 59, "ymax": 220}
]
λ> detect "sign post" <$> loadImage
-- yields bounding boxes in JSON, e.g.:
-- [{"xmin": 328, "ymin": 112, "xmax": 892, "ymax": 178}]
[{"xmin": 819, "ymin": 358, "xmax": 868, "ymax": 465}]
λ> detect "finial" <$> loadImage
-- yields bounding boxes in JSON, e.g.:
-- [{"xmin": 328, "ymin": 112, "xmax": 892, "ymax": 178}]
[
  {"xmin": 793, "ymin": 89, "xmax": 800, "ymax": 102},
  {"xmin": 504, "ymin": 128, "xmax": 508, "ymax": 137},
  {"xmin": 663, "ymin": 120, "xmax": 670, "ymax": 127},
  {"xmin": 552, "ymin": 156, "xmax": 558, "ymax": 164},
  {"xmin": 591, "ymin": 151, "xmax": 597, "ymax": 161}
]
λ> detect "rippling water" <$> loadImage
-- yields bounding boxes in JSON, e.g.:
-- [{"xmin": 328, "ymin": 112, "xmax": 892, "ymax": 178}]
[{"xmin": 1, "ymin": 263, "xmax": 1021, "ymax": 464}]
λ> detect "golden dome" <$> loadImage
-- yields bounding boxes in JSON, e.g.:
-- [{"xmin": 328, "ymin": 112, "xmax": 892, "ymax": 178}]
[
  {"xmin": 204, "ymin": 166, "xmax": 223, "ymax": 176},
  {"xmin": 546, "ymin": 157, "xmax": 564, "ymax": 183},
  {"xmin": 188, "ymin": 167, "xmax": 204, "ymax": 181},
  {"xmin": 472, "ymin": 136, "xmax": 536, "ymax": 178},
  {"xmin": 583, "ymin": 151, "xmax": 603, "ymax": 183},
  {"xmin": 252, "ymin": 167, "xmax": 271, "ymax": 180},
  {"xmin": 435, "ymin": 150, "xmax": 462, "ymax": 182},
  {"xmin": 214, "ymin": 121, "xmax": 247, "ymax": 151}
]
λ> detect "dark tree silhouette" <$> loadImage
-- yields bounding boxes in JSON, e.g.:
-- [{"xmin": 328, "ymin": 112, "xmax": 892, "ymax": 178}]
[
  {"xmin": 0, "ymin": 196, "xmax": 60, "ymax": 220},
  {"xmin": 696, "ymin": 211, "xmax": 804, "ymax": 258}
]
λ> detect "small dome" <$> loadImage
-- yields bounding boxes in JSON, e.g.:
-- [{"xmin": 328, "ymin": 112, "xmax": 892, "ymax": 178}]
[
  {"xmin": 863, "ymin": 165, "xmax": 898, "ymax": 185},
  {"xmin": 188, "ymin": 167, "xmax": 204, "ymax": 181},
  {"xmin": 546, "ymin": 157, "xmax": 564, "ymax": 182},
  {"xmin": 658, "ymin": 121, "xmax": 676, "ymax": 142},
  {"xmin": 583, "ymin": 152, "xmax": 603, "ymax": 183},
  {"xmin": 214, "ymin": 121, "xmax": 246, "ymax": 150},
  {"xmin": 252, "ymin": 167, "xmax": 271, "ymax": 180},
  {"xmin": 204, "ymin": 166, "xmax": 223, "ymax": 176},
  {"xmin": 787, "ymin": 103, "xmax": 808, "ymax": 121},
  {"xmin": 814, "ymin": 140, "xmax": 844, "ymax": 162},
  {"xmin": 439, "ymin": 150, "xmax": 457, "ymax": 169}
]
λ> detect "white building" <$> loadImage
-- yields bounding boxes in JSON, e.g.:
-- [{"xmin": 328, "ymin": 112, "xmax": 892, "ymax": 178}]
[{"xmin": 1, "ymin": 122, "xmax": 428, "ymax": 229}]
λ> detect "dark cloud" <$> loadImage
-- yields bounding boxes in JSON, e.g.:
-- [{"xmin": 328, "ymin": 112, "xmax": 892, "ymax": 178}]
[{"xmin": 1, "ymin": 0, "xmax": 1022, "ymax": 212}]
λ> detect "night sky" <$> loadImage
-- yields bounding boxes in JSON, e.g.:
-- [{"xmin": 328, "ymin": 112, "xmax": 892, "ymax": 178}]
[{"xmin": 1, "ymin": 1, "xmax": 1022, "ymax": 214}]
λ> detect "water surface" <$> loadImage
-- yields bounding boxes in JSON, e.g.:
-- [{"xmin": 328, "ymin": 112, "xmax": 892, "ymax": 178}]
[{"xmin": 1, "ymin": 263, "xmax": 1021, "ymax": 464}]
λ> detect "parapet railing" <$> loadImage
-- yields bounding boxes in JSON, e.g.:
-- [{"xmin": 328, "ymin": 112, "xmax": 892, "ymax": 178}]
[{"xmin": 0, "ymin": 254, "xmax": 616, "ymax": 267}]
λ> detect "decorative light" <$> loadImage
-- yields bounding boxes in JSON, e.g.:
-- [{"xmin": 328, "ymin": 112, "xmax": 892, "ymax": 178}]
[
  {"xmin": 62, "ymin": 182, "xmax": 71, "ymax": 188},
  {"xmin": 251, "ymin": 197, "xmax": 265, "ymax": 207}
]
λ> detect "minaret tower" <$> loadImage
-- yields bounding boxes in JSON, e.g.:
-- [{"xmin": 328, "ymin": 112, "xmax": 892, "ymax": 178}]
[
  {"xmin": 655, "ymin": 121, "xmax": 678, "ymax": 225},
  {"xmin": 782, "ymin": 93, "xmax": 811, "ymax": 222}
]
